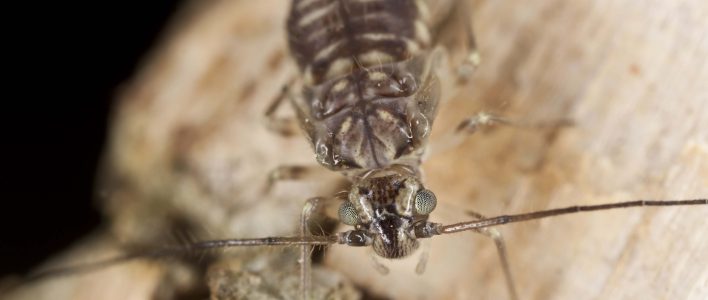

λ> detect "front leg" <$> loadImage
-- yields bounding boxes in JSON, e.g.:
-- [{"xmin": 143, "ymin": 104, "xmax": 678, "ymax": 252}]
[
  {"xmin": 465, "ymin": 209, "xmax": 519, "ymax": 300},
  {"xmin": 299, "ymin": 196, "xmax": 343, "ymax": 300}
]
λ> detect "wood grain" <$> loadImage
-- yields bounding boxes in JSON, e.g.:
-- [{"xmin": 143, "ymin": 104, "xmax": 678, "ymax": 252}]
[{"xmin": 4, "ymin": 0, "xmax": 706, "ymax": 299}]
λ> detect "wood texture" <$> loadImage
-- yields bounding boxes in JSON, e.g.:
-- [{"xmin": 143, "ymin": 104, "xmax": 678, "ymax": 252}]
[{"xmin": 4, "ymin": 0, "xmax": 707, "ymax": 299}]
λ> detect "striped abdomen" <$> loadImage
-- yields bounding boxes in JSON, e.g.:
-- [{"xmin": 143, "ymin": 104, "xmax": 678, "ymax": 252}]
[
  {"xmin": 287, "ymin": 0, "xmax": 432, "ymax": 85},
  {"xmin": 288, "ymin": 0, "xmax": 440, "ymax": 172}
]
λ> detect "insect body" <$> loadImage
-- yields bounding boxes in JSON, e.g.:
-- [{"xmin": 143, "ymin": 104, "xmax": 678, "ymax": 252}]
[{"xmin": 283, "ymin": 0, "xmax": 459, "ymax": 262}]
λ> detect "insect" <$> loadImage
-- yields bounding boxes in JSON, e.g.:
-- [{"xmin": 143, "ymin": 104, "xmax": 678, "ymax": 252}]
[{"xmin": 6, "ymin": 0, "xmax": 708, "ymax": 300}]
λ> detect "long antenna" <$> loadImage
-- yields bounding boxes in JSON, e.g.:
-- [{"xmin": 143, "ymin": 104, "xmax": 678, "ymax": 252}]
[
  {"xmin": 439, "ymin": 199, "xmax": 707, "ymax": 234},
  {"xmin": 24, "ymin": 235, "xmax": 341, "ymax": 283},
  {"xmin": 19, "ymin": 199, "xmax": 706, "ymax": 286}
]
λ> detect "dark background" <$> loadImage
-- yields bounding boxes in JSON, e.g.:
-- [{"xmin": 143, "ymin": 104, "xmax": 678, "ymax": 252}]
[{"xmin": 2, "ymin": 1, "xmax": 184, "ymax": 275}]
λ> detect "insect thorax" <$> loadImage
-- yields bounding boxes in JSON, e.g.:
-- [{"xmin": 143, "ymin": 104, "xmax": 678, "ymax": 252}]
[{"xmin": 288, "ymin": 0, "xmax": 440, "ymax": 172}]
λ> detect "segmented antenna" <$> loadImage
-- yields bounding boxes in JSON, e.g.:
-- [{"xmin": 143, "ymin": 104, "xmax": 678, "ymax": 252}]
[
  {"xmin": 22, "ymin": 199, "xmax": 705, "ymax": 285},
  {"xmin": 23, "ymin": 235, "xmax": 341, "ymax": 284},
  {"xmin": 438, "ymin": 199, "xmax": 708, "ymax": 234}
]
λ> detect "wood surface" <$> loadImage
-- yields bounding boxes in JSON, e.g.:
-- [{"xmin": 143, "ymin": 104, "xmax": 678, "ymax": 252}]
[{"xmin": 3, "ymin": 0, "xmax": 707, "ymax": 299}]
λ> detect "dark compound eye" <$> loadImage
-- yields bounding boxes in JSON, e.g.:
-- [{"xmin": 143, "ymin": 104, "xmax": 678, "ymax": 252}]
[
  {"xmin": 338, "ymin": 201, "xmax": 359, "ymax": 226},
  {"xmin": 414, "ymin": 189, "xmax": 437, "ymax": 215}
]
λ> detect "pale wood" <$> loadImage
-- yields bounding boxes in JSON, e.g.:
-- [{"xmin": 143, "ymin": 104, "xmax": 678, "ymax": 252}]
[{"xmin": 4, "ymin": 0, "xmax": 707, "ymax": 299}]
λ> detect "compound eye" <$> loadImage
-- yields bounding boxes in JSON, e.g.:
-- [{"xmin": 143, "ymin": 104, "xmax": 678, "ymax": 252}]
[
  {"xmin": 338, "ymin": 201, "xmax": 359, "ymax": 226},
  {"xmin": 414, "ymin": 189, "xmax": 437, "ymax": 215}
]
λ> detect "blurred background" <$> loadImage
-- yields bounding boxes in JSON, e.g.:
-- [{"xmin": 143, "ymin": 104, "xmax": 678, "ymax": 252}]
[{"xmin": 1, "ymin": 0, "xmax": 184, "ymax": 276}]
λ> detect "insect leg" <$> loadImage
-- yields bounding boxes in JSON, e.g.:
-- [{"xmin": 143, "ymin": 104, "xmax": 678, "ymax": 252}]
[
  {"xmin": 299, "ymin": 196, "xmax": 344, "ymax": 300},
  {"xmin": 455, "ymin": 112, "xmax": 515, "ymax": 135},
  {"xmin": 300, "ymin": 198, "xmax": 317, "ymax": 300},
  {"xmin": 430, "ymin": 112, "xmax": 573, "ymax": 155},
  {"xmin": 368, "ymin": 251, "xmax": 390, "ymax": 275},
  {"xmin": 430, "ymin": 0, "xmax": 480, "ymax": 83},
  {"xmin": 414, "ymin": 240, "xmax": 431, "ymax": 274},
  {"xmin": 429, "ymin": 112, "xmax": 509, "ymax": 155},
  {"xmin": 464, "ymin": 209, "xmax": 519, "ymax": 300},
  {"xmin": 264, "ymin": 80, "xmax": 299, "ymax": 137},
  {"xmin": 452, "ymin": 0, "xmax": 480, "ymax": 82},
  {"xmin": 264, "ymin": 165, "xmax": 333, "ymax": 194}
]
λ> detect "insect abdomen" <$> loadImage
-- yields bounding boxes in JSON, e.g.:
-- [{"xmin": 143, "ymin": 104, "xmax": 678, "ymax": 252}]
[{"xmin": 287, "ymin": 0, "xmax": 431, "ymax": 85}]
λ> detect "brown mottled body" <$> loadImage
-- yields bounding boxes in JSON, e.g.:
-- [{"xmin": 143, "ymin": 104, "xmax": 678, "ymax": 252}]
[{"xmin": 287, "ymin": 0, "xmax": 441, "ymax": 172}]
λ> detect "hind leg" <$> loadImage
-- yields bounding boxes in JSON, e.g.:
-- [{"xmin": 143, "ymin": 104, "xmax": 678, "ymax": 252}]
[
  {"xmin": 428, "ymin": 0, "xmax": 480, "ymax": 83},
  {"xmin": 298, "ymin": 196, "xmax": 345, "ymax": 300}
]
